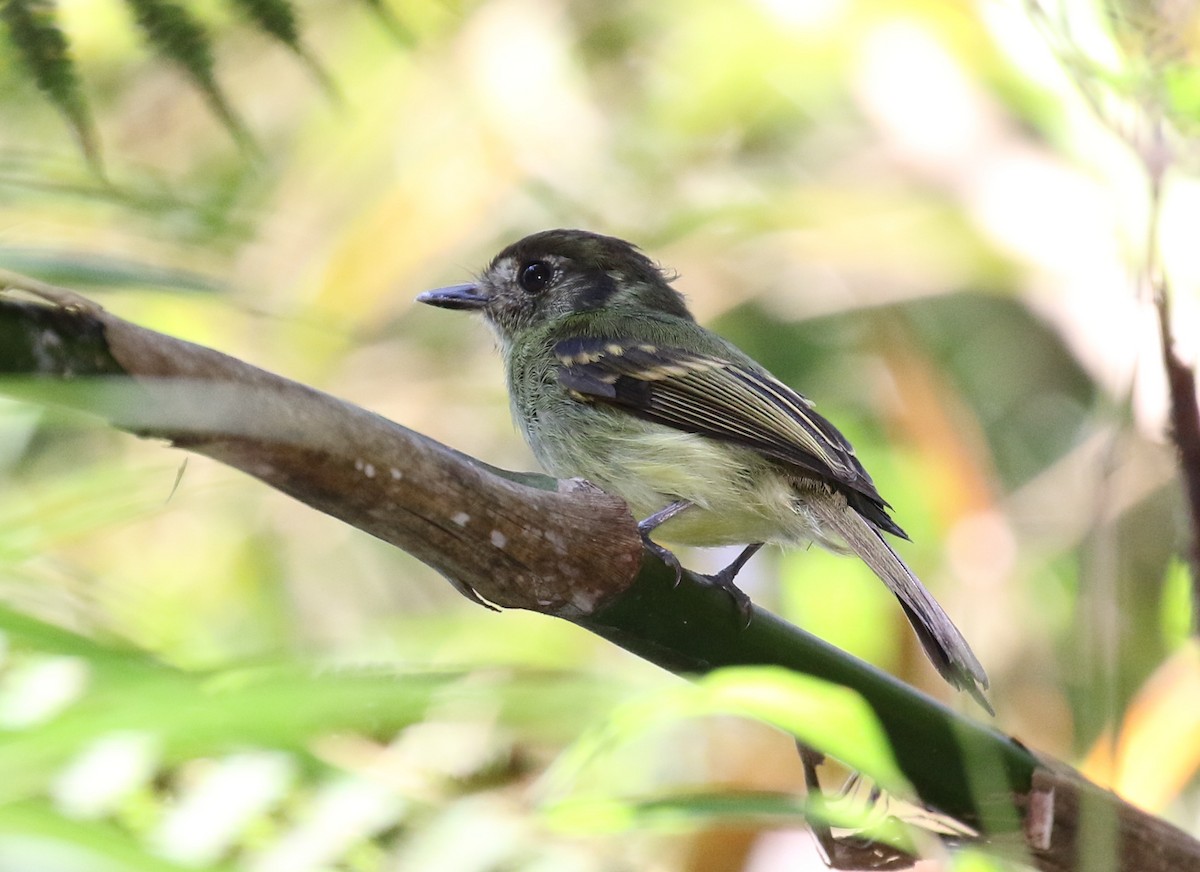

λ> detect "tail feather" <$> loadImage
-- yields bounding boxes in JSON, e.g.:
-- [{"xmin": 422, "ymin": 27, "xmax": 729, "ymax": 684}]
[{"xmin": 808, "ymin": 498, "xmax": 991, "ymax": 713}]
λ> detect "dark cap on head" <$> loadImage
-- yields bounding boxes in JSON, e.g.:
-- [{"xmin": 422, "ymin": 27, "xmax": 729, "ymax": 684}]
[
  {"xmin": 489, "ymin": 230, "xmax": 670, "ymax": 288},
  {"xmin": 418, "ymin": 229, "xmax": 693, "ymax": 334}
]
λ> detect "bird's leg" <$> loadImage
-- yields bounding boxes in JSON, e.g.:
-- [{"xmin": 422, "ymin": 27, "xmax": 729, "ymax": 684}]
[
  {"xmin": 795, "ymin": 740, "xmax": 917, "ymax": 870},
  {"xmin": 700, "ymin": 543, "xmax": 761, "ymax": 626},
  {"xmin": 706, "ymin": 543, "xmax": 762, "ymax": 586},
  {"xmin": 636, "ymin": 500, "xmax": 693, "ymax": 585},
  {"xmin": 638, "ymin": 502, "xmax": 757, "ymax": 625},
  {"xmin": 798, "ymin": 742, "xmax": 840, "ymax": 868}
]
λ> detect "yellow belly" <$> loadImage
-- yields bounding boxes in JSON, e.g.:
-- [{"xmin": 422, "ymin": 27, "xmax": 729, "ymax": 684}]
[{"xmin": 534, "ymin": 426, "xmax": 816, "ymax": 547}]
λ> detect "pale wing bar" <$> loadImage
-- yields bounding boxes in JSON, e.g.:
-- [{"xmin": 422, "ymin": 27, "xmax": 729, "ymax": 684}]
[{"xmin": 554, "ymin": 337, "xmax": 902, "ymax": 534}]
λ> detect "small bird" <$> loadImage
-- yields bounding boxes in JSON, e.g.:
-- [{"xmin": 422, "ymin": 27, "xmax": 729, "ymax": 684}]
[{"xmin": 417, "ymin": 229, "xmax": 988, "ymax": 708}]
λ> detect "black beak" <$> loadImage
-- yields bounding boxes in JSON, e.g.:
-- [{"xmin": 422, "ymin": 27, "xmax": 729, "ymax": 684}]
[{"xmin": 416, "ymin": 282, "xmax": 488, "ymax": 311}]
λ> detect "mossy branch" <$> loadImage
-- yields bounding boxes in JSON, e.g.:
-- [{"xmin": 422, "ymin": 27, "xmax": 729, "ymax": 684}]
[{"xmin": 0, "ymin": 274, "xmax": 1196, "ymax": 872}]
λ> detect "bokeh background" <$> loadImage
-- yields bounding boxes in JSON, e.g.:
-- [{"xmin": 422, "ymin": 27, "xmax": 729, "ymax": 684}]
[{"xmin": 1, "ymin": 0, "xmax": 1199, "ymax": 869}]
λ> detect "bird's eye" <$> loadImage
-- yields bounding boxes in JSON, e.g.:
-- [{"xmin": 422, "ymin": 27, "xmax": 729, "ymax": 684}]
[{"xmin": 518, "ymin": 260, "xmax": 553, "ymax": 294}]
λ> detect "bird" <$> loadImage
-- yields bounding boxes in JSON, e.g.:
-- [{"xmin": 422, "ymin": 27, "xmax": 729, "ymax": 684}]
[{"xmin": 417, "ymin": 229, "xmax": 989, "ymax": 709}]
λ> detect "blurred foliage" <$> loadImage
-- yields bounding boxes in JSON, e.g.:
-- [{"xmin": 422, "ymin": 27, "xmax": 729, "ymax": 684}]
[
  {"xmin": 2, "ymin": 0, "xmax": 1200, "ymax": 869},
  {"xmin": 0, "ymin": 0, "xmax": 405, "ymax": 164}
]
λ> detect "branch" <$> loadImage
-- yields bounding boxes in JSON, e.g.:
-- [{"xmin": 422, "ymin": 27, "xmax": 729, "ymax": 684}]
[
  {"xmin": 1, "ymin": 277, "xmax": 1196, "ymax": 871},
  {"xmin": 1153, "ymin": 276, "xmax": 1200, "ymax": 628},
  {"xmin": 1141, "ymin": 159, "xmax": 1200, "ymax": 630},
  {"xmin": 0, "ymin": 272, "xmax": 642, "ymax": 616}
]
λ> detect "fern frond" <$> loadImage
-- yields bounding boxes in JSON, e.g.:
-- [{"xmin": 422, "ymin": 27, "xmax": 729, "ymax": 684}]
[
  {"xmin": 351, "ymin": 0, "xmax": 415, "ymax": 46},
  {"xmin": 123, "ymin": 0, "xmax": 257, "ymax": 153},
  {"xmin": 0, "ymin": 0, "xmax": 101, "ymax": 169},
  {"xmin": 228, "ymin": 0, "xmax": 339, "ymax": 101}
]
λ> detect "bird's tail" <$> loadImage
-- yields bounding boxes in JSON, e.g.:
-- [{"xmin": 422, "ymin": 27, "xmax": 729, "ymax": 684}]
[{"xmin": 808, "ymin": 499, "xmax": 991, "ymax": 713}]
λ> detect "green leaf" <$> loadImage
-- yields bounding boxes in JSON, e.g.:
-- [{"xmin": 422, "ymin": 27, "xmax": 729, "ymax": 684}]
[
  {"xmin": 228, "ymin": 0, "xmax": 300, "ymax": 46},
  {"xmin": 0, "ymin": 799, "xmax": 236, "ymax": 872},
  {"xmin": 122, "ymin": 0, "xmax": 255, "ymax": 152},
  {"xmin": 1163, "ymin": 64, "xmax": 1200, "ymax": 133},
  {"xmin": 0, "ymin": 462, "xmax": 175, "ymax": 567},
  {"xmin": 351, "ymin": 0, "xmax": 415, "ymax": 46},
  {"xmin": 0, "ymin": 0, "xmax": 100, "ymax": 169},
  {"xmin": 544, "ymin": 790, "xmax": 811, "ymax": 832},
  {"xmin": 542, "ymin": 666, "xmax": 908, "ymax": 807},
  {"xmin": 697, "ymin": 668, "xmax": 908, "ymax": 788},
  {"xmin": 0, "ymin": 248, "xmax": 223, "ymax": 293},
  {"xmin": 0, "ymin": 604, "xmax": 158, "ymax": 671},
  {"xmin": 227, "ymin": 0, "xmax": 338, "ymax": 99},
  {"xmin": 0, "ymin": 607, "xmax": 637, "ymax": 805}
]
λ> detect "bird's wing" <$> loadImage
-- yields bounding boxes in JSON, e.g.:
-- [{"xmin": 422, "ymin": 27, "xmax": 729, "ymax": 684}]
[{"xmin": 554, "ymin": 337, "xmax": 904, "ymax": 536}]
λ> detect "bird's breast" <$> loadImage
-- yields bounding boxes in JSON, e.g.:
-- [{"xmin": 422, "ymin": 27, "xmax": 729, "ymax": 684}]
[{"xmin": 517, "ymin": 398, "xmax": 815, "ymax": 547}]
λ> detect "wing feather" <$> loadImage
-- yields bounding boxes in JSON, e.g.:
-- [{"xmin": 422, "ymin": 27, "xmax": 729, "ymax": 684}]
[{"xmin": 555, "ymin": 337, "xmax": 903, "ymax": 535}]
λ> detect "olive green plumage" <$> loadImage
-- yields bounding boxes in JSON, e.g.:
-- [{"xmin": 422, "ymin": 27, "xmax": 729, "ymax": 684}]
[{"xmin": 418, "ymin": 229, "xmax": 989, "ymax": 709}]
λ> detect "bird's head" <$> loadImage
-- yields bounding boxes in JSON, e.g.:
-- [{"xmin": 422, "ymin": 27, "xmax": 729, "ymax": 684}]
[{"xmin": 417, "ymin": 229, "xmax": 693, "ymax": 342}]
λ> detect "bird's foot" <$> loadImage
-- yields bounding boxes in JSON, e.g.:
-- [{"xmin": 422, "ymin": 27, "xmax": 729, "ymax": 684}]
[
  {"xmin": 635, "ymin": 503, "xmax": 757, "ymax": 626},
  {"xmin": 637, "ymin": 501, "xmax": 692, "ymax": 586},
  {"xmin": 699, "ymin": 543, "xmax": 761, "ymax": 626},
  {"xmin": 796, "ymin": 741, "xmax": 917, "ymax": 870},
  {"xmin": 639, "ymin": 531, "xmax": 684, "ymax": 586},
  {"xmin": 638, "ymin": 537, "xmax": 754, "ymax": 626},
  {"xmin": 698, "ymin": 565, "xmax": 754, "ymax": 627}
]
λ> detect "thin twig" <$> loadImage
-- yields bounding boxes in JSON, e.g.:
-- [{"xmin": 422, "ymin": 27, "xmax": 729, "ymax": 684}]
[{"xmin": 1140, "ymin": 122, "xmax": 1200, "ymax": 630}]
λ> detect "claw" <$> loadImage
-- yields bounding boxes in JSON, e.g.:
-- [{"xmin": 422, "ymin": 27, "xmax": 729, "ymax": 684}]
[
  {"xmin": 640, "ymin": 531, "xmax": 684, "ymax": 586},
  {"xmin": 699, "ymin": 568, "xmax": 754, "ymax": 627},
  {"xmin": 635, "ymin": 504, "xmax": 760, "ymax": 626},
  {"xmin": 700, "ymin": 543, "xmax": 762, "ymax": 626},
  {"xmin": 637, "ymin": 500, "xmax": 692, "ymax": 587}
]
